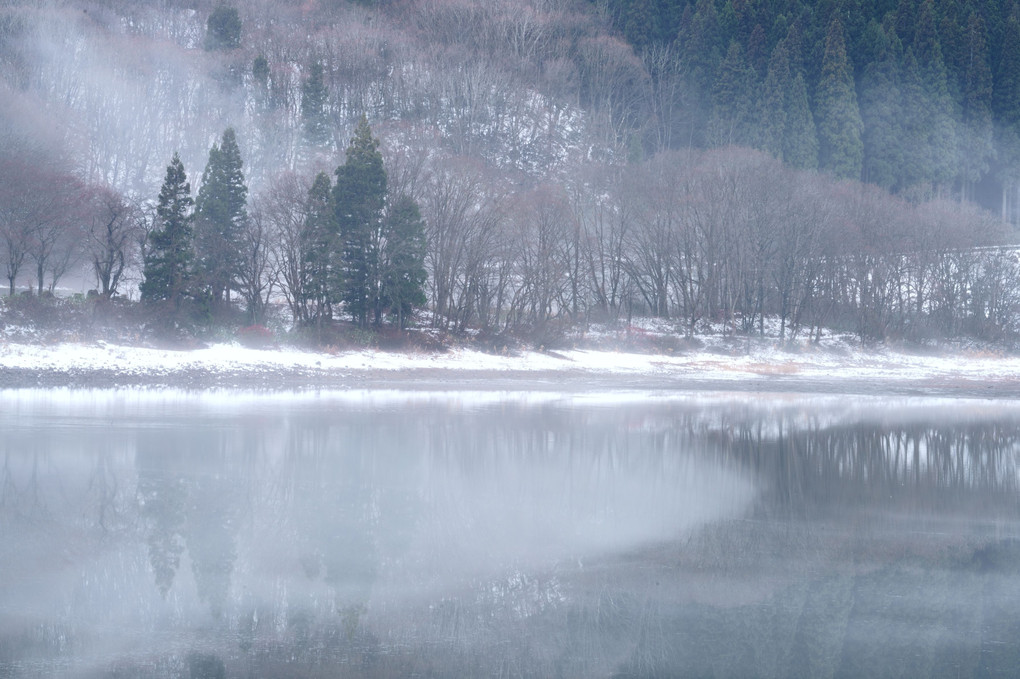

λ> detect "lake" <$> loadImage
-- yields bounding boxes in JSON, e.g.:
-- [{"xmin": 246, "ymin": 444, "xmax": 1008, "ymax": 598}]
[{"xmin": 1, "ymin": 389, "xmax": 1019, "ymax": 678}]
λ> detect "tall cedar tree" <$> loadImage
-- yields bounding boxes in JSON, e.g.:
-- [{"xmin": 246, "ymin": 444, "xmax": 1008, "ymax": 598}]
[
  {"xmin": 707, "ymin": 41, "xmax": 755, "ymax": 147},
  {"xmin": 784, "ymin": 72, "xmax": 818, "ymax": 170},
  {"xmin": 333, "ymin": 116, "xmax": 387, "ymax": 328},
  {"xmin": 141, "ymin": 153, "xmax": 194, "ymax": 313},
  {"xmin": 993, "ymin": 14, "xmax": 1020, "ymax": 177},
  {"xmin": 959, "ymin": 12, "xmax": 994, "ymax": 196},
  {"xmin": 815, "ymin": 17, "xmax": 863, "ymax": 180},
  {"xmin": 756, "ymin": 40, "xmax": 790, "ymax": 158},
  {"xmin": 381, "ymin": 195, "xmax": 427, "ymax": 329},
  {"xmin": 912, "ymin": 0, "xmax": 957, "ymax": 189},
  {"xmin": 205, "ymin": 6, "xmax": 241, "ymax": 50},
  {"xmin": 301, "ymin": 171, "xmax": 335, "ymax": 325},
  {"xmin": 859, "ymin": 20, "xmax": 904, "ymax": 190},
  {"xmin": 194, "ymin": 128, "xmax": 248, "ymax": 307},
  {"xmin": 301, "ymin": 61, "xmax": 329, "ymax": 146}
]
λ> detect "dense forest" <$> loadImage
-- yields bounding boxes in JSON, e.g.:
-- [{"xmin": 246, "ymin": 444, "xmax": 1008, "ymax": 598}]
[
  {"xmin": 602, "ymin": 0, "xmax": 1020, "ymax": 210},
  {"xmin": 1, "ymin": 0, "xmax": 1020, "ymax": 345}
]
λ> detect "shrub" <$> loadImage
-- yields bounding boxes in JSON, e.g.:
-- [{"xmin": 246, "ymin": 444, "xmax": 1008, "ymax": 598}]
[{"xmin": 237, "ymin": 324, "xmax": 274, "ymax": 348}]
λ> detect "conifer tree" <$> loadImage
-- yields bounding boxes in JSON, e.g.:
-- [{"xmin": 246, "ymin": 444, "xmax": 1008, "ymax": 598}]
[
  {"xmin": 301, "ymin": 172, "xmax": 335, "ymax": 325},
  {"xmin": 958, "ymin": 11, "xmax": 994, "ymax": 198},
  {"xmin": 912, "ymin": 0, "xmax": 957, "ymax": 189},
  {"xmin": 333, "ymin": 116, "xmax": 387, "ymax": 328},
  {"xmin": 381, "ymin": 195, "xmax": 427, "ymax": 329},
  {"xmin": 679, "ymin": 0, "xmax": 723, "ymax": 146},
  {"xmin": 141, "ymin": 153, "xmax": 194, "ymax": 313},
  {"xmin": 815, "ymin": 17, "xmax": 863, "ymax": 180},
  {"xmin": 899, "ymin": 50, "xmax": 932, "ymax": 189},
  {"xmin": 757, "ymin": 40, "xmax": 790, "ymax": 158},
  {"xmin": 194, "ymin": 128, "xmax": 247, "ymax": 307},
  {"xmin": 784, "ymin": 72, "xmax": 818, "ymax": 170},
  {"xmin": 707, "ymin": 41, "xmax": 756, "ymax": 147},
  {"xmin": 205, "ymin": 6, "xmax": 241, "ymax": 51},
  {"xmin": 859, "ymin": 21, "xmax": 904, "ymax": 190},
  {"xmin": 252, "ymin": 54, "xmax": 269, "ymax": 88},
  {"xmin": 301, "ymin": 61, "xmax": 329, "ymax": 146},
  {"xmin": 622, "ymin": 0, "xmax": 660, "ymax": 48},
  {"xmin": 993, "ymin": 13, "xmax": 1020, "ymax": 204}
]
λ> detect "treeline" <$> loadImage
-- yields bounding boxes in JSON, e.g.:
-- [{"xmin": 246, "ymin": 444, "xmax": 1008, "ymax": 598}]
[
  {"xmin": 600, "ymin": 0, "xmax": 1020, "ymax": 208},
  {"xmin": 34, "ymin": 135, "xmax": 1017, "ymax": 345}
]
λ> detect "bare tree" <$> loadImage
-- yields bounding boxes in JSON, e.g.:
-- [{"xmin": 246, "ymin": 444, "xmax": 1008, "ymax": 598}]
[
  {"xmin": 237, "ymin": 197, "xmax": 277, "ymax": 325},
  {"xmin": 568, "ymin": 163, "xmax": 630, "ymax": 323},
  {"xmin": 84, "ymin": 186, "xmax": 142, "ymax": 298},
  {"xmin": 255, "ymin": 172, "xmax": 310, "ymax": 325}
]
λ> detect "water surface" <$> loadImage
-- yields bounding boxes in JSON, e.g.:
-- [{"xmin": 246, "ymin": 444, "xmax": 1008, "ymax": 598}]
[{"xmin": 2, "ymin": 390, "xmax": 1019, "ymax": 678}]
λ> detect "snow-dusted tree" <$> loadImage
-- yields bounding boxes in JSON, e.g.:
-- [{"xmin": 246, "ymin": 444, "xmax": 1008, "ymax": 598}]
[
  {"xmin": 301, "ymin": 171, "xmax": 336, "ymax": 326},
  {"xmin": 381, "ymin": 195, "xmax": 427, "ymax": 329},
  {"xmin": 194, "ymin": 128, "xmax": 248, "ymax": 309},
  {"xmin": 205, "ymin": 5, "xmax": 242, "ymax": 51},
  {"xmin": 333, "ymin": 116, "xmax": 387, "ymax": 328},
  {"xmin": 140, "ymin": 153, "xmax": 194, "ymax": 313}
]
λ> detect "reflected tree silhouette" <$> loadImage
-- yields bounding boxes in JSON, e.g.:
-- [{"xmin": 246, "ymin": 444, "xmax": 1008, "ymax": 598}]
[{"xmin": 136, "ymin": 434, "xmax": 188, "ymax": 598}]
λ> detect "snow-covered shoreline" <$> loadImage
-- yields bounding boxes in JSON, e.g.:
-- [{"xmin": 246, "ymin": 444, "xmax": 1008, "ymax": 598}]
[{"xmin": 1, "ymin": 338, "xmax": 1018, "ymax": 396}]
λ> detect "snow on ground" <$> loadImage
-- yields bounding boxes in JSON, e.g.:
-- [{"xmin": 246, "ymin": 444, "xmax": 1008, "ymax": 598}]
[{"xmin": 1, "ymin": 337, "xmax": 1019, "ymax": 388}]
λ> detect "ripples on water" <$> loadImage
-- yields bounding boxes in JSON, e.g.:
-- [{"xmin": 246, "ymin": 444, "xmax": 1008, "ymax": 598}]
[{"xmin": 1, "ymin": 390, "xmax": 1019, "ymax": 678}]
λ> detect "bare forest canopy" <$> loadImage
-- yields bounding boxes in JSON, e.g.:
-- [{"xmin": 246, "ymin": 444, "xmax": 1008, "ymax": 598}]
[{"xmin": 1, "ymin": 0, "xmax": 1020, "ymax": 345}]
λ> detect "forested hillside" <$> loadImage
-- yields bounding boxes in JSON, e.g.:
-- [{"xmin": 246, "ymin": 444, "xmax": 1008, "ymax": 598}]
[
  {"xmin": 1, "ymin": 0, "xmax": 1020, "ymax": 346},
  {"xmin": 601, "ymin": 0, "xmax": 1020, "ymax": 213}
]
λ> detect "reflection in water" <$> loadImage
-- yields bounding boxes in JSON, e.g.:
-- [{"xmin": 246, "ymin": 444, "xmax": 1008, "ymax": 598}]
[{"xmin": 1, "ymin": 391, "xmax": 1019, "ymax": 677}]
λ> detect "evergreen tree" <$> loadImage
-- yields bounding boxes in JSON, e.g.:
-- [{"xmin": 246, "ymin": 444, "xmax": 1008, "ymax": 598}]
[
  {"xmin": 757, "ymin": 40, "xmax": 791, "ymax": 158},
  {"xmin": 707, "ymin": 41, "xmax": 756, "ymax": 146},
  {"xmin": 252, "ymin": 54, "xmax": 269, "ymax": 88},
  {"xmin": 301, "ymin": 172, "xmax": 335, "ymax": 325},
  {"xmin": 205, "ymin": 5, "xmax": 241, "ymax": 51},
  {"xmin": 859, "ymin": 21, "xmax": 904, "ymax": 190},
  {"xmin": 194, "ymin": 128, "xmax": 247, "ymax": 307},
  {"xmin": 912, "ymin": 0, "xmax": 957, "ymax": 189},
  {"xmin": 381, "ymin": 195, "xmax": 428, "ymax": 329},
  {"xmin": 622, "ymin": 0, "xmax": 660, "ymax": 48},
  {"xmin": 746, "ymin": 23, "xmax": 768, "ymax": 76},
  {"xmin": 899, "ymin": 49, "xmax": 933, "ymax": 190},
  {"xmin": 815, "ymin": 17, "xmax": 863, "ymax": 180},
  {"xmin": 958, "ymin": 11, "xmax": 995, "ymax": 199},
  {"xmin": 141, "ymin": 153, "xmax": 194, "ymax": 313},
  {"xmin": 333, "ymin": 116, "xmax": 387, "ymax": 328},
  {"xmin": 679, "ymin": 0, "xmax": 723, "ymax": 146},
  {"xmin": 993, "ymin": 12, "xmax": 1020, "ymax": 199},
  {"xmin": 301, "ymin": 61, "xmax": 329, "ymax": 146},
  {"xmin": 784, "ymin": 71, "xmax": 819, "ymax": 170},
  {"xmin": 894, "ymin": 0, "xmax": 917, "ymax": 48}
]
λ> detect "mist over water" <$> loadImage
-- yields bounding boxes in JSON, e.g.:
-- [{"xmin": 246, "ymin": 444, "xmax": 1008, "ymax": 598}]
[{"xmin": 2, "ymin": 391, "xmax": 1020, "ymax": 677}]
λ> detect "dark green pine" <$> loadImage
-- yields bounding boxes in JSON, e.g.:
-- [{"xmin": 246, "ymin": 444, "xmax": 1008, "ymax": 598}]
[
  {"xmin": 381, "ymin": 194, "xmax": 428, "ymax": 329},
  {"xmin": 815, "ymin": 17, "xmax": 864, "ymax": 180},
  {"xmin": 859, "ymin": 20, "xmax": 904, "ymax": 190},
  {"xmin": 784, "ymin": 71, "xmax": 818, "ymax": 170},
  {"xmin": 141, "ymin": 153, "xmax": 194, "ymax": 312},
  {"xmin": 301, "ymin": 61, "xmax": 329, "ymax": 146},
  {"xmin": 707, "ymin": 40, "xmax": 756, "ymax": 147},
  {"xmin": 333, "ymin": 116, "xmax": 388, "ymax": 328},
  {"xmin": 757, "ymin": 39, "xmax": 791, "ymax": 158},
  {"xmin": 194, "ymin": 127, "xmax": 248, "ymax": 306},
  {"xmin": 301, "ymin": 171, "xmax": 336, "ymax": 324}
]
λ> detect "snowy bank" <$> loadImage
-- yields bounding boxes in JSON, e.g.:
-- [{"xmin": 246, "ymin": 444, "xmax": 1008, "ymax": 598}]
[{"xmin": 1, "ymin": 339, "xmax": 1018, "ymax": 396}]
